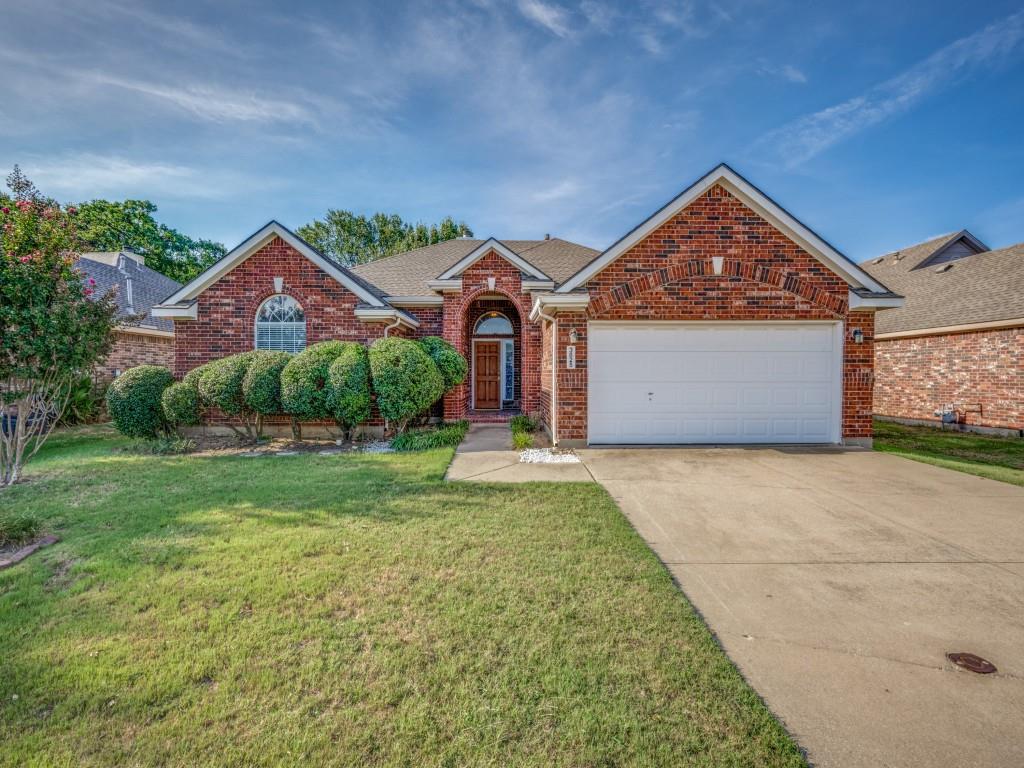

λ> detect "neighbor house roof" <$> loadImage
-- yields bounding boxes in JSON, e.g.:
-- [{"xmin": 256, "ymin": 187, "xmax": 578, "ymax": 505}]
[
  {"xmin": 349, "ymin": 237, "xmax": 600, "ymax": 296},
  {"xmin": 863, "ymin": 236, "xmax": 1024, "ymax": 336},
  {"xmin": 77, "ymin": 252, "xmax": 182, "ymax": 334}
]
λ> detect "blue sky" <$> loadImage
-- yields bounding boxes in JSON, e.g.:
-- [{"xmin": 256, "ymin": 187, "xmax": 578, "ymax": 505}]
[{"xmin": 2, "ymin": 0, "xmax": 1023, "ymax": 262}]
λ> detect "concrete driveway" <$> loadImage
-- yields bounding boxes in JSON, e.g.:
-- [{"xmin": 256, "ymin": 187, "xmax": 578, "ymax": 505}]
[{"xmin": 578, "ymin": 446, "xmax": 1024, "ymax": 768}]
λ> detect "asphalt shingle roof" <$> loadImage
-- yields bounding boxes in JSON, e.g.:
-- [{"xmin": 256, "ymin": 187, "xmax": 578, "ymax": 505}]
[
  {"xmin": 350, "ymin": 238, "xmax": 600, "ymax": 295},
  {"xmin": 78, "ymin": 253, "xmax": 183, "ymax": 333},
  {"xmin": 862, "ymin": 238, "xmax": 1024, "ymax": 335}
]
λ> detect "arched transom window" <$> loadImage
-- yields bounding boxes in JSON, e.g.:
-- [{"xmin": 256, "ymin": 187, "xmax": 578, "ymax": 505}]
[
  {"xmin": 474, "ymin": 312, "xmax": 513, "ymax": 336},
  {"xmin": 255, "ymin": 294, "xmax": 306, "ymax": 353}
]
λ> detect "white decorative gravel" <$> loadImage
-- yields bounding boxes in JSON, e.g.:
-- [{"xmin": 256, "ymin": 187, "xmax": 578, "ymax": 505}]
[
  {"xmin": 359, "ymin": 440, "xmax": 395, "ymax": 454},
  {"xmin": 519, "ymin": 448, "xmax": 581, "ymax": 464}
]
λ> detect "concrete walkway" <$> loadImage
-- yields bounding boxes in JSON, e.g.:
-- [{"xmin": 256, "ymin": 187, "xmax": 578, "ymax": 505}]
[
  {"xmin": 446, "ymin": 424, "xmax": 593, "ymax": 482},
  {"xmin": 578, "ymin": 446, "xmax": 1024, "ymax": 768}
]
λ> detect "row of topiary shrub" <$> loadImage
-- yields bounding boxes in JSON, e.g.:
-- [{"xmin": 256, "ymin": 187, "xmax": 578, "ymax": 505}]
[{"xmin": 106, "ymin": 336, "xmax": 468, "ymax": 442}]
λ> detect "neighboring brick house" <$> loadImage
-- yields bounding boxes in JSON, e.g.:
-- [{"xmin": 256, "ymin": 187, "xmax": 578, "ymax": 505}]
[
  {"xmin": 863, "ymin": 231, "xmax": 1024, "ymax": 434},
  {"xmin": 77, "ymin": 252, "xmax": 182, "ymax": 383},
  {"xmin": 155, "ymin": 164, "xmax": 901, "ymax": 445}
]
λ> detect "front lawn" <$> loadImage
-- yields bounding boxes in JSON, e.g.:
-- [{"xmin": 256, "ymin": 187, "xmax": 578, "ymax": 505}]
[
  {"xmin": 0, "ymin": 427, "xmax": 803, "ymax": 767},
  {"xmin": 874, "ymin": 419, "xmax": 1024, "ymax": 486}
]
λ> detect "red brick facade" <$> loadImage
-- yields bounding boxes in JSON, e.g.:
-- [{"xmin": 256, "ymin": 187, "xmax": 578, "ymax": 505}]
[
  {"xmin": 440, "ymin": 251, "xmax": 539, "ymax": 419},
  {"xmin": 173, "ymin": 236, "xmax": 393, "ymax": 377},
  {"xmin": 172, "ymin": 183, "xmax": 882, "ymax": 443},
  {"xmin": 95, "ymin": 330, "xmax": 175, "ymax": 383},
  {"xmin": 874, "ymin": 327, "xmax": 1024, "ymax": 430},
  {"xmin": 542, "ymin": 184, "xmax": 874, "ymax": 442}
]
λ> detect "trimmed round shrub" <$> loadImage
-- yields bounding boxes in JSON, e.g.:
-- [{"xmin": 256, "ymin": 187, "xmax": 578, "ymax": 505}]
[
  {"xmin": 368, "ymin": 337, "xmax": 445, "ymax": 429},
  {"xmin": 325, "ymin": 342, "xmax": 371, "ymax": 429},
  {"xmin": 242, "ymin": 350, "xmax": 291, "ymax": 415},
  {"xmin": 161, "ymin": 381, "xmax": 200, "ymax": 428},
  {"xmin": 106, "ymin": 365, "xmax": 174, "ymax": 438},
  {"xmin": 418, "ymin": 336, "xmax": 467, "ymax": 389},
  {"xmin": 280, "ymin": 341, "xmax": 348, "ymax": 421},
  {"xmin": 197, "ymin": 352, "xmax": 254, "ymax": 416},
  {"xmin": 181, "ymin": 363, "xmax": 209, "ymax": 390}
]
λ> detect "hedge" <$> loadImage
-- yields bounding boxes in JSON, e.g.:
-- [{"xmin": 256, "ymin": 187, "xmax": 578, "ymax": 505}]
[
  {"xmin": 325, "ymin": 342, "xmax": 372, "ymax": 432},
  {"xmin": 197, "ymin": 352, "xmax": 253, "ymax": 417},
  {"xmin": 242, "ymin": 350, "xmax": 291, "ymax": 415},
  {"xmin": 368, "ymin": 337, "xmax": 445, "ymax": 431},
  {"xmin": 106, "ymin": 365, "xmax": 174, "ymax": 438},
  {"xmin": 161, "ymin": 381, "xmax": 201, "ymax": 429},
  {"xmin": 280, "ymin": 341, "xmax": 348, "ymax": 422},
  {"xmin": 418, "ymin": 336, "xmax": 468, "ymax": 389}
]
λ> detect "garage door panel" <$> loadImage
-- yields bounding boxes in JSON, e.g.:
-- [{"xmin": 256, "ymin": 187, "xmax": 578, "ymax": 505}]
[{"xmin": 588, "ymin": 323, "xmax": 840, "ymax": 444}]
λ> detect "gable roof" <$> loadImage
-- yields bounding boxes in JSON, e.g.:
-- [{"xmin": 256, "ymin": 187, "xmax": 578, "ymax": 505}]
[
  {"xmin": 556, "ymin": 163, "xmax": 892, "ymax": 295},
  {"xmin": 863, "ymin": 239, "xmax": 1024, "ymax": 335},
  {"xmin": 435, "ymin": 238, "xmax": 551, "ymax": 281},
  {"xmin": 863, "ymin": 230, "xmax": 990, "ymax": 278},
  {"xmin": 78, "ymin": 252, "xmax": 182, "ymax": 333},
  {"xmin": 158, "ymin": 221, "xmax": 389, "ymax": 308},
  {"xmin": 350, "ymin": 237, "xmax": 599, "ymax": 296}
]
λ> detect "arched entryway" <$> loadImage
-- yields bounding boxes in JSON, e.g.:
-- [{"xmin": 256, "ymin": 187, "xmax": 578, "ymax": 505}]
[{"xmin": 466, "ymin": 297, "xmax": 522, "ymax": 411}]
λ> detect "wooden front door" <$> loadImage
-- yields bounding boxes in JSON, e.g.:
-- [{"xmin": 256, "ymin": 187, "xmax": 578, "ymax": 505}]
[{"xmin": 474, "ymin": 341, "xmax": 501, "ymax": 409}]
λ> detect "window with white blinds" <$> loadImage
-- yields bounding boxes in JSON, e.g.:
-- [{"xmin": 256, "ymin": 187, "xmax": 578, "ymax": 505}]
[{"xmin": 255, "ymin": 294, "xmax": 306, "ymax": 353}]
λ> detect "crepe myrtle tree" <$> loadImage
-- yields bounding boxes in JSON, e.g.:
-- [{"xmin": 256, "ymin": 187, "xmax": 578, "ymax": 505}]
[{"xmin": 0, "ymin": 167, "xmax": 117, "ymax": 487}]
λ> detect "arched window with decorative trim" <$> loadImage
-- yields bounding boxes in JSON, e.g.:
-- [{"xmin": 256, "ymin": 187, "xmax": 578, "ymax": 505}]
[
  {"xmin": 473, "ymin": 312, "xmax": 513, "ymax": 336},
  {"xmin": 255, "ymin": 294, "xmax": 306, "ymax": 353}
]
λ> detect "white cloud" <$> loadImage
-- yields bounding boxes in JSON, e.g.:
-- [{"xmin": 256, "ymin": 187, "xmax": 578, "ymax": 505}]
[
  {"xmin": 532, "ymin": 179, "xmax": 581, "ymax": 202},
  {"xmin": 86, "ymin": 73, "xmax": 318, "ymax": 126},
  {"xmin": 756, "ymin": 61, "xmax": 808, "ymax": 84},
  {"xmin": 16, "ymin": 153, "xmax": 264, "ymax": 201},
  {"xmin": 579, "ymin": 0, "xmax": 616, "ymax": 32},
  {"xmin": 517, "ymin": 0, "xmax": 573, "ymax": 37},
  {"xmin": 760, "ymin": 9, "xmax": 1024, "ymax": 167}
]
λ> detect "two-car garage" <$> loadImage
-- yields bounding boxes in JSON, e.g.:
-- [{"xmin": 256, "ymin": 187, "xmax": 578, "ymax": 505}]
[{"xmin": 587, "ymin": 322, "xmax": 843, "ymax": 445}]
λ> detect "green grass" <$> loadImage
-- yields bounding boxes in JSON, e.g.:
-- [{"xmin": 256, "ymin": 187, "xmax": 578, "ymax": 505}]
[
  {"xmin": 0, "ymin": 511, "xmax": 41, "ymax": 547},
  {"xmin": 874, "ymin": 419, "xmax": 1024, "ymax": 487},
  {"xmin": 390, "ymin": 420, "xmax": 469, "ymax": 452},
  {"xmin": 0, "ymin": 426, "xmax": 804, "ymax": 767}
]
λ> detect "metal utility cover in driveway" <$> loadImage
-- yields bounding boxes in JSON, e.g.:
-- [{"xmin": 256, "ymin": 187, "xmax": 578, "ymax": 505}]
[{"xmin": 578, "ymin": 445, "xmax": 1024, "ymax": 768}]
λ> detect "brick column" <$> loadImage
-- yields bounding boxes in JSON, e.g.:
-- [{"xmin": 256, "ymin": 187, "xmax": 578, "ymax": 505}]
[{"xmin": 843, "ymin": 310, "xmax": 875, "ymax": 442}]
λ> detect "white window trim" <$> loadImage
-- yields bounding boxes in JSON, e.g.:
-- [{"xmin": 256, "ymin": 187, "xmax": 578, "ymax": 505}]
[{"xmin": 254, "ymin": 294, "xmax": 307, "ymax": 353}]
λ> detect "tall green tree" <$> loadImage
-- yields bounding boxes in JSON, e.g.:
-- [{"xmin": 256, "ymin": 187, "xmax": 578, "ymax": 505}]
[
  {"xmin": 74, "ymin": 199, "xmax": 225, "ymax": 283},
  {"xmin": 298, "ymin": 210, "xmax": 472, "ymax": 267}
]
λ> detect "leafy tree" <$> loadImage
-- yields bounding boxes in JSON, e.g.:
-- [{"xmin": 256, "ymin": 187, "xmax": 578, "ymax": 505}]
[
  {"xmin": 298, "ymin": 210, "xmax": 472, "ymax": 266},
  {"xmin": 368, "ymin": 338, "xmax": 445, "ymax": 433},
  {"xmin": 1, "ymin": 167, "xmax": 118, "ymax": 486},
  {"xmin": 74, "ymin": 198, "xmax": 225, "ymax": 283}
]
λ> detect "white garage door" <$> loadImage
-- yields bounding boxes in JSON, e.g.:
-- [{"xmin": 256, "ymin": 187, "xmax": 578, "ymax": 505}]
[{"xmin": 588, "ymin": 322, "xmax": 842, "ymax": 444}]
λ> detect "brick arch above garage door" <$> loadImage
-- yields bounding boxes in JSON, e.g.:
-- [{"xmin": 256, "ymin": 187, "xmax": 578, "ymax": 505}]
[{"xmin": 588, "ymin": 259, "xmax": 848, "ymax": 320}]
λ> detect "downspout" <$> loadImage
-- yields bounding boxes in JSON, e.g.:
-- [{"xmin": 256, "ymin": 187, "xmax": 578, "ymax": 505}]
[
  {"xmin": 535, "ymin": 306, "xmax": 558, "ymax": 447},
  {"xmin": 382, "ymin": 313, "xmax": 404, "ymax": 434}
]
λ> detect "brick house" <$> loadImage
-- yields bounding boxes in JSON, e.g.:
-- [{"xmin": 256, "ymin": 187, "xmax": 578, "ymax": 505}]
[
  {"xmin": 77, "ymin": 251, "xmax": 182, "ymax": 383},
  {"xmin": 154, "ymin": 164, "xmax": 901, "ymax": 445},
  {"xmin": 863, "ymin": 231, "xmax": 1024, "ymax": 434}
]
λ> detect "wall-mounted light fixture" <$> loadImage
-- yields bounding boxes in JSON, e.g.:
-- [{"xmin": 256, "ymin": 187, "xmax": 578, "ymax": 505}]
[
  {"xmin": 568, "ymin": 329, "xmax": 578, "ymax": 343},
  {"xmin": 851, "ymin": 328, "xmax": 864, "ymax": 344}
]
